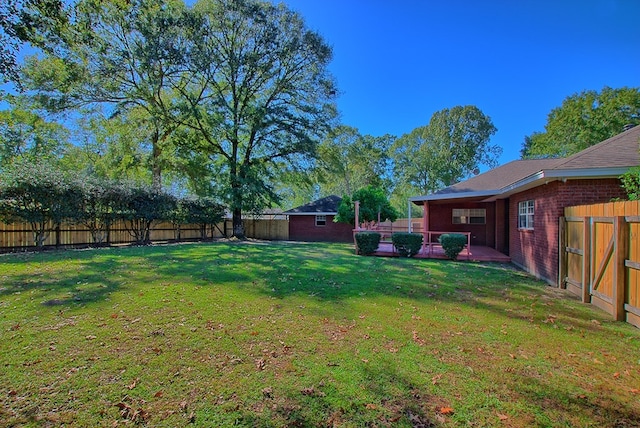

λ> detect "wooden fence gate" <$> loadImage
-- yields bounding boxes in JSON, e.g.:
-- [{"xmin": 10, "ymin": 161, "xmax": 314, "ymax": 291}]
[{"xmin": 560, "ymin": 201, "xmax": 640, "ymax": 328}]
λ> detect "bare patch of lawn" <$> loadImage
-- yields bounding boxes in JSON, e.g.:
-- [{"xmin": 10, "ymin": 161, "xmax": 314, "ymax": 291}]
[{"xmin": 1, "ymin": 241, "xmax": 639, "ymax": 427}]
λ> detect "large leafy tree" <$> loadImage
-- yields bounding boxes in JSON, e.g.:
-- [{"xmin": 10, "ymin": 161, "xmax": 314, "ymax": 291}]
[
  {"xmin": 335, "ymin": 185, "xmax": 398, "ymax": 227},
  {"xmin": 24, "ymin": 0, "xmax": 189, "ymax": 189},
  {"xmin": 391, "ymin": 105, "xmax": 500, "ymax": 196},
  {"xmin": 176, "ymin": 0, "xmax": 337, "ymax": 238},
  {"xmin": 521, "ymin": 86, "xmax": 640, "ymax": 159}
]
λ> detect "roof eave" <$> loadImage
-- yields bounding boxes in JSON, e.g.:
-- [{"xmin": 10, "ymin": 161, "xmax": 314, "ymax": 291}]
[
  {"xmin": 285, "ymin": 211, "xmax": 337, "ymax": 216},
  {"xmin": 409, "ymin": 189, "xmax": 499, "ymax": 204},
  {"xmin": 483, "ymin": 167, "xmax": 630, "ymax": 201},
  {"xmin": 411, "ymin": 166, "xmax": 632, "ymax": 204}
]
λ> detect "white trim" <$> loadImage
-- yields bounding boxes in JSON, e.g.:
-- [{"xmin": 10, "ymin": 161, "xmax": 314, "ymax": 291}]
[{"xmin": 409, "ymin": 189, "xmax": 498, "ymax": 203}]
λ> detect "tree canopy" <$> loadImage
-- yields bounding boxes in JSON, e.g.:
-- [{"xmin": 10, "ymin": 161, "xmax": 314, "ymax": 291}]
[
  {"xmin": 173, "ymin": 0, "xmax": 338, "ymax": 237},
  {"xmin": 335, "ymin": 186, "xmax": 398, "ymax": 227},
  {"xmin": 521, "ymin": 86, "xmax": 640, "ymax": 159},
  {"xmin": 390, "ymin": 105, "xmax": 500, "ymax": 196},
  {"xmin": 0, "ymin": 0, "xmax": 69, "ymax": 88}
]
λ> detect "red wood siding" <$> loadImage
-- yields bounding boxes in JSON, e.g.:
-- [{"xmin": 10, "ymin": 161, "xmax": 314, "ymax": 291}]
[
  {"xmin": 288, "ymin": 215, "xmax": 353, "ymax": 242},
  {"xmin": 427, "ymin": 201, "xmax": 495, "ymax": 246},
  {"xmin": 509, "ymin": 178, "xmax": 627, "ymax": 284}
]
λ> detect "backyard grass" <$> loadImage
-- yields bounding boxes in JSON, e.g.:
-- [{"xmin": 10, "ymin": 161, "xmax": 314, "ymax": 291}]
[{"xmin": 1, "ymin": 240, "xmax": 639, "ymax": 427}]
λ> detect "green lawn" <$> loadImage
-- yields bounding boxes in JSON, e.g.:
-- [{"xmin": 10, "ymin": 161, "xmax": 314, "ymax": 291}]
[{"xmin": 1, "ymin": 241, "xmax": 639, "ymax": 427}]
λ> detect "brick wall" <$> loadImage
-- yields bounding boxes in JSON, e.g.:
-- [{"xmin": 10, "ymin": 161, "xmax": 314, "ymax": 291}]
[
  {"xmin": 509, "ymin": 178, "xmax": 626, "ymax": 284},
  {"xmin": 288, "ymin": 215, "xmax": 353, "ymax": 242}
]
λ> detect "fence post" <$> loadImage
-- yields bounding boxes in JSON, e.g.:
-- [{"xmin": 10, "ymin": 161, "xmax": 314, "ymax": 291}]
[
  {"xmin": 581, "ymin": 217, "xmax": 591, "ymax": 303},
  {"xmin": 613, "ymin": 216, "xmax": 628, "ymax": 321},
  {"xmin": 558, "ymin": 217, "xmax": 567, "ymax": 288}
]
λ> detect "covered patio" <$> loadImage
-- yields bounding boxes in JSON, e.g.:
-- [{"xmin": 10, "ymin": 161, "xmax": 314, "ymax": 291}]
[{"xmin": 352, "ymin": 201, "xmax": 511, "ymax": 263}]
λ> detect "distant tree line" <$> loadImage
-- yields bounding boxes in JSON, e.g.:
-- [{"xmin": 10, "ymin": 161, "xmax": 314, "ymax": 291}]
[{"xmin": 0, "ymin": 160, "xmax": 225, "ymax": 247}]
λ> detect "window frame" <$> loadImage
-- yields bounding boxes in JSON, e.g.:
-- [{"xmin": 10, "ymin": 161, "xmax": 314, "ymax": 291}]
[
  {"xmin": 315, "ymin": 214, "xmax": 327, "ymax": 227},
  {"xmin": 518, "ymin": 200, "xmax": 535, "ymax": 230},
  {"xmin": 452, "ymin": 208, "xmax": 486, "ymax": 225}
]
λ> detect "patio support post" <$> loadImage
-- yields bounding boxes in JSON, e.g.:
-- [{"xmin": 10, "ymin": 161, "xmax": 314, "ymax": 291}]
[{"xmin": 422, "ymin": 202, "xmax": 428, "ymax": 255}]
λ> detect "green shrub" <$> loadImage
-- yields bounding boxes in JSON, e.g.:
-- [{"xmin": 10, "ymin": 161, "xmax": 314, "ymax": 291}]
[
  {"xmin": 391, "ymin": 232, "xmax": 423, "ymax": 257},
  {"xmin": 355, "ymin": 232, "xmax": 381, "ymax": 255},
  {"xmin": 438, "ymin": 233, "xmax": 467, "ymax": 260}
]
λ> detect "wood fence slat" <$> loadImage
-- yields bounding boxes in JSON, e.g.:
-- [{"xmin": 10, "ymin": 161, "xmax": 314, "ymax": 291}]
[
  {"xmin": 582, "ymin": 217, "xmax": 591, "ymax": 303},
  {"xmin": 0, "ymin": 218, "xmax": 293, "ymax": 251},
  {"xmin": 614, "ymin": 217, "xmax": 627, "ymax": 321}
]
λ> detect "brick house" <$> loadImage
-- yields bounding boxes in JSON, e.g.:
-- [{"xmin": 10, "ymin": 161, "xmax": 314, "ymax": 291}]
[
  {"xmin": 409, "ymin": 125, "xmax": 640, "ymax": 285},
  {"xmin": 284, "ymin": 195, "xmax": 353, "ymax": 242}
]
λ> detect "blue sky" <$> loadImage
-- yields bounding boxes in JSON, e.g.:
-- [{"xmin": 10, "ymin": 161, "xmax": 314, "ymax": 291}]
[{"xmin": 279, "ymin": 0, "xmax": 640, "ymax": 167}]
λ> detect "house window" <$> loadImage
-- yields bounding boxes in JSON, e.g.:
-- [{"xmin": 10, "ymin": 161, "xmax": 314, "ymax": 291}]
[
  {"xmin": 452, "ymin": 208, "xmax": 486, "ymax": 224},
  {"xmin": 518, "ymin": 200, "xmax": 535, "ymax": 229},
  {"xmin": 315, "ymin": 215, "xmax": 326, "ymax": 226}
]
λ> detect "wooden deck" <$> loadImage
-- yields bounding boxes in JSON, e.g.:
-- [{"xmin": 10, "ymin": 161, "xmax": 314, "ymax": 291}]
[{"xmin": 371, "ymin": 242, "xmax": 511, "ymax": 262}]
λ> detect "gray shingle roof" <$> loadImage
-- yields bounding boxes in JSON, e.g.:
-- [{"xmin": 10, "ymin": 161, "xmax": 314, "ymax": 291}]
[
  {"xmin": 431, "ymin": 159, "xmax": 558, "ymax": 195},
  {"xmin": 411, "ymin": 125, "xmax": 640, "ymax": 202},
  {"xmin": 551, "ymin": 125, "xmax": 640, "ymax": 170},
  {"xmin": 284, "ymin": 195, "xmax": 342, "ymax": 214}
]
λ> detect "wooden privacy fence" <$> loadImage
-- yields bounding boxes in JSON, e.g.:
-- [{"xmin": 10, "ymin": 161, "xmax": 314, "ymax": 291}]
[
  {"xmin": 560, "ymin": 201, "xmax": 640, "ymax": 328},
  {"xmin": 0, "ymin": 218, "xmax": 289, "ymax": 251}
]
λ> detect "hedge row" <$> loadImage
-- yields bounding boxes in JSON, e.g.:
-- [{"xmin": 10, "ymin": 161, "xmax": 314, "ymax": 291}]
[{"xmin": 0, "ymin": 161, "xmax": 225, "ymax": 247}]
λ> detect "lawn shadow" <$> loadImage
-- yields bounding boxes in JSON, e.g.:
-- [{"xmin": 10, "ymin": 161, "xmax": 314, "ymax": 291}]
[
  {"xmin": 0, "ymin": 249, "xmax": 132, "ymax": 307},
  {"xmin": 514, "ymin": 373, "xmax": 640, "ymax": 426}
]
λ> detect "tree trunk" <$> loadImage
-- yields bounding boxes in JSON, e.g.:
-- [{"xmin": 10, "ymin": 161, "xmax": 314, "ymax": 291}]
[
  {"xmin": 152, "ymin": 130, "xmax": 162, "ymax": 191},
  {"xmin": 232, "ymin": 207, "xmax": 245, "ymax": 239}
]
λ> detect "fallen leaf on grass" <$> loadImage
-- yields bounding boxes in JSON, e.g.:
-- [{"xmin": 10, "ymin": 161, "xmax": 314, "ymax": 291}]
[
  {"xmin": 412, "ymin": 331, "xmax": 426, "ymax": 346},
  {"xmin": 114, "ymin": 402, "xmax": 149, "ymax": 423},
  {"xmin": 154, "ymin": 390, "xmax": 163, "ymax": 398},
  {"xmin": 498, "ymin": 413, "xmax": 509, "ymax": 421},
  {"xmin": 630, "ymin": 389, "xmax": 640, "ymax": 394},
  {"xmin": 301, "ymin": 386, "xmax": 325, "ymax": 397},
  {"xmin": 439, "ymin": 407, "xmax": 454, "ymax": 415},
  {"xmin": 365, "ymin": 403, "xmax": 377, "ymax": 410},
  {"xmin": 126, "ymin": 378, "xmax": 139, "ymax": 390},
  {"xmin": 262, "ymin": 387, "xmax": 273, "ymax": 398}
]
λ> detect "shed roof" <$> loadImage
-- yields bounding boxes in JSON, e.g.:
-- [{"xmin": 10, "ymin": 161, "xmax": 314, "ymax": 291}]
[
  {"xmin": 284, "ymin": 195, "xmax": 342, "ymax": 215},
  {"xmin": 410, "ymin": 125, "xmax": 640, "ymax": 203}
]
